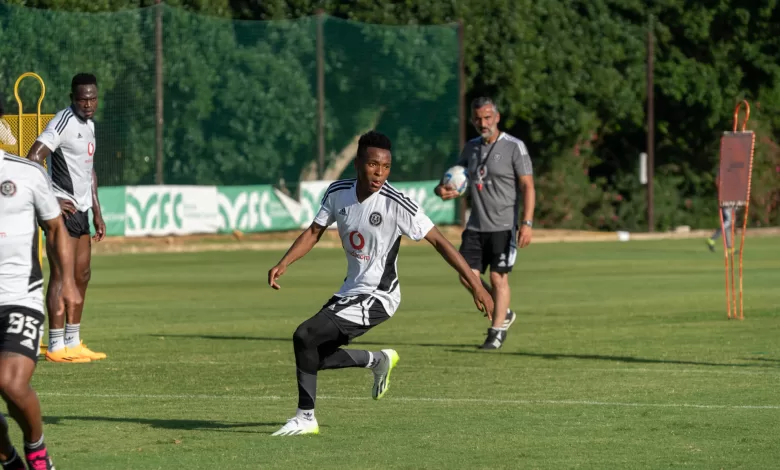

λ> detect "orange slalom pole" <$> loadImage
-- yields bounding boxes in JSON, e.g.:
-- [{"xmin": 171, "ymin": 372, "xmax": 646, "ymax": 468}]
[
  {"xmin": 719, "ymin": 207, "xmax": 731, "ymax": 319},
  {"xmin": 729, "ymin": 207, "xmax": 737, "ymax": 319}
]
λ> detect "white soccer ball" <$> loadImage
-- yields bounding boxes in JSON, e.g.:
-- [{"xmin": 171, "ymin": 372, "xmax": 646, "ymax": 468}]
[{"xmin": 442, "ymin": 165, "xmax": 469, "ymax": 196}]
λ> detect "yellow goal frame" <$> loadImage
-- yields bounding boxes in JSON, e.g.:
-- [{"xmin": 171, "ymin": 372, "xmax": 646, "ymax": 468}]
[{"xmin": 0, "ymin": 73, "xmax": 55, "ymax": 266}]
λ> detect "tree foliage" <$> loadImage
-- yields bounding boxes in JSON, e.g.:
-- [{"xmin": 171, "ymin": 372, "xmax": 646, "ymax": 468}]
[{"xmin": 1, "ymin": 0, "xmax": 778, "ymax": 229}]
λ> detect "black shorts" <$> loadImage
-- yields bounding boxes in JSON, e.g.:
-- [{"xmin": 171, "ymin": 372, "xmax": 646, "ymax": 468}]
[
  {"xmin": 318, "ymin": 294, "xmax": 391, "ymax": 342},
  {"xmin": 0, "ymin": 306, "xmax": 45, "ymax": 362},
  {"xmin": 63, "ymin": 210, "xmax": 91, "ymax": 238},
  {"xmin": 40, "ymin": 209, "xmax": 90, "ymax": 239},
  {"xmin": 459, "ymin": 228, "xmax": 517, "ymax": 274}
]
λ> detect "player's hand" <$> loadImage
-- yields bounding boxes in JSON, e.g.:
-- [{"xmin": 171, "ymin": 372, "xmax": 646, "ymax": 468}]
[
  {"xmin": 435, "ymin": 184, "xmax": 460, "ymax": 201},
  {"xmin": 518, "ymin": 225, "xmax": 532, "ymax": 248},
  {"xmin": 58, "ymin": 198, "xmax": 77, "ymax": 217},
  {"xmin": 472, "ymin": 286, "xmax": 494, "ymax": 321},
  {"xmin": 93, "ymin": 214, "xmax": 106, "ymax": 242},
  {"xmin": 268, "ymin": 264, "xmax": 287, "ymax": 290},
  {"xmin": 60, "ymin": 281, "xmax": 83, "ymax": 317}
]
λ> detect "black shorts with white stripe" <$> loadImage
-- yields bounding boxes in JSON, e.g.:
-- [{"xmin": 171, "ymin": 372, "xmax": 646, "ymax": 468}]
[{"xmin": 318, "ymin": 294, "xmax": 390, "ymax": 341}]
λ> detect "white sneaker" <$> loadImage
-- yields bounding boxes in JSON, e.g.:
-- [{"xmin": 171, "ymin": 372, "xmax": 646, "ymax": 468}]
[
  {"xmin": 502, "ymin": 310, "xmax": 517, "ymax": 330},
  {"xmin": 271, "ymin": 417, "xmax": 319, "ymax": 436},
  {"xmin": 372, "ymin": 349, "xmax": 400, "ymax": 400}
]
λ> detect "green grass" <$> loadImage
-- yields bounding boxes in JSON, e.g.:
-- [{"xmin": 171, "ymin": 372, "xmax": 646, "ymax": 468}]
[{"xmin": 21, "ymin": 237, "xmax": 780, "ymax": 469}]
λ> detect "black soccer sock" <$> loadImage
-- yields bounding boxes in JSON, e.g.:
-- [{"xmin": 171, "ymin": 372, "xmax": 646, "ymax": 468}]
[
  {"xmin": 295, "ymin": 368, "xmax": 317, "ymax": 410},
  {"xmin": 0, "ymin": 448, "xmax": 24, "ymax": 470},
  {"xmin": 292, "ymin": 312, "xmax": 347, "ymax": 410},
  {"xmin": 320, "ymin": 349, "xmax": 371, "ymax": 370}
]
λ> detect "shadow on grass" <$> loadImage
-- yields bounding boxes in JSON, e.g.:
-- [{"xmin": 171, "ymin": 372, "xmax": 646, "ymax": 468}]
[
  {"xmin": 444, "ymin": 349, "xmax": 780, "ymax": 368},
  {"xmin": 149, "ymin": 334, "xmax": 476, "ymax": 349},
  {"xmin": 42, "ymin": 415, "xmax": 292, "ymax": 434},
  {"xmin": 149, "ymin": 334, "xmax": 778, "ymax": 369}
]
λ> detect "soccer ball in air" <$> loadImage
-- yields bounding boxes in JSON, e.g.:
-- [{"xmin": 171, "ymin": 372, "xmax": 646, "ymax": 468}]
[{"xmin": 442, "ymin": 165, "xmax": 468, "ymax": 196}]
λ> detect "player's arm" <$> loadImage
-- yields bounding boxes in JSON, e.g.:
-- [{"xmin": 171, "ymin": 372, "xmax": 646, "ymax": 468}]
[
  {"xmin": 514, "ymin": 142, "xmax": 535, "ymax": 248},
  {"xmin": 424, "ymin": 226, "xmax": 495, "ymax": 319},
  {"xmin": 27, "ymin": 127, "xmax": 77, "ymax": 216},
  {"xmin": 517, "ymin": 175, "xmax": 535, "ymax": 248},
  {"xmin": 26, "ymin": 141, "xmax": 51, "ymax": 166},
  {"xmin": 91, "ymin": 169, "xmax": 106, "ymax": 241},
  {"xmin": 269, "ymin": 189, "xmax": 338, "ymax": 289},
  {"xmin": 267, "ymin": 222, "xmax": 328, "ymax": 290}
]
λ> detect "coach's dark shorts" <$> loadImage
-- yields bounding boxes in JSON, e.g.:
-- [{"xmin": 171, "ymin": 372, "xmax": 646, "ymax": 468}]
[
  {"xmin": 0, "ymin": 306, "xmax": 45, "ymax": 362},
  {"xmin": 40, "ymin": 209, "xmax": 90, "ymax": 239},
  {"xmin": 318, "ymin": 294, "xmax": 391, "ymax": 343},
  {"xmin": 459, "ymin": 228, "xmax": 517, "ymax": 274}
]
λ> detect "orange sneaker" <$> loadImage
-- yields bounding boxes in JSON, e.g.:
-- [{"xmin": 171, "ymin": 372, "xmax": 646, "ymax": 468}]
[
  {"xmin": 70, "ymin": 341, "xmax": 106, "ymax": 361},
  {"xmin": 45, "ymin": 347, "xmax": 91, "ymax": 363}
]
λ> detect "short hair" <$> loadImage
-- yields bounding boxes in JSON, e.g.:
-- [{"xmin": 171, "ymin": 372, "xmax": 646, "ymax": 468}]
[
  {"xmin": 71, "ymin": 73, "xmax": 97, "ymax": 93},
  {"xmin": 471, "ymin": 96, "xmax": 498, "ymax": 113},
  {"xmin": 357, "ymin": 131, "xmax": 392, "ymax": 160}
]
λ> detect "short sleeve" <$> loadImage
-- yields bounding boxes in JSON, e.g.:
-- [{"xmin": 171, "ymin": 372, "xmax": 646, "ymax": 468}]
[
  {"xmin": 32, "ymin": 166, "xmax": 61, "ymax": 222},
  {"xmin": 313, "ymin": 193, "xmax": 336, "ymax": 227},
  {"xmin": 36, "ymin": 114, "xmax": 64, "ymax": 152},
  {"xmin": 512, "ymin": 139, "xmax": 533, "ymax": 177},
  {"xmin": 397, "ymin": 205, "xmax": 434, "ymax": 242}
]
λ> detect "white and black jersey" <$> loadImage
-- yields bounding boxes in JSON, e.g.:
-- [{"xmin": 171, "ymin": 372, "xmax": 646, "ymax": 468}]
[
  {"xmin": 0, "ymin": 151, "xmax": 61, "ymax": 311},
  {"xmin": 313, "ymin": 180, "xmax": 435, "ymax": 324},
  {"xmin": 36, "ymin": 106, "xmax": 96, "ymax": 212}
]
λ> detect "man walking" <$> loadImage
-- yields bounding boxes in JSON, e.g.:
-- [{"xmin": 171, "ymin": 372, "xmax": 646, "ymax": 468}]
[{"xmin": 435, "ymin": 97, "xmax": 535, "ymax": 350}]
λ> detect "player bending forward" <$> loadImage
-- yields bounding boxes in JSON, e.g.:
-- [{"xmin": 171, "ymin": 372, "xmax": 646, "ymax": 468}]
[{"xmin": 267, "ymin": 131, "xmax": 494, "ymax": 436}]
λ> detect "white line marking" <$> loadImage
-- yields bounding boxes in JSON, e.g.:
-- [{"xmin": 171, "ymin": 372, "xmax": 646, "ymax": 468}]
[
  {"xmin": 88, "ymin": 361, "xmax": 778, "ymax": 375},
  {"xmin": 37, "ymin": 392, "xmax": 780, "ymax": 410}
]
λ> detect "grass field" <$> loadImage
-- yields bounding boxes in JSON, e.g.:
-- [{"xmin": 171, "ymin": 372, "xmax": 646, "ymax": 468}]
[{"xmin": 20, "ymin": 237, "xmax": 780, "ymax": 469}]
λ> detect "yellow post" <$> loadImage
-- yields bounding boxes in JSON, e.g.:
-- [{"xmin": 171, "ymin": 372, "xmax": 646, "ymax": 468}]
[{"xmin": 9, "ymin": 73, "xmax": 55, "ymax": 267}]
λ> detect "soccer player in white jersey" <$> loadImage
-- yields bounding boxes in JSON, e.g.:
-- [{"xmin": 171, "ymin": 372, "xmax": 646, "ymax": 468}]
[
  {"xmin": 267, "ymin": 131, "xmax": 495, "ymax": 436},
  {"xmin": 0, "ymin": 149, "xmax": 82, "ymax": 469},
  {"xmin": 27, "ymin": 73, "xmax": 106, "ymax": 363}
]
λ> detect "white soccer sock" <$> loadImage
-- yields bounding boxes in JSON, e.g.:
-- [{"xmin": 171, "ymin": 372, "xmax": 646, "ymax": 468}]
[
  {"xmin": 64, "ymin": 323, "xmax": 80, "ymax": 348},
  {"xmin": 48, "ymin": 329, "xmax": 65, "ymax": 352},
  {"xmin": 23, "ymin": 434, "xmax": 44, "ymax": 451},
  {"xmin": 296, "ymin": 408, "xmax": 315, "ymax": 421}
]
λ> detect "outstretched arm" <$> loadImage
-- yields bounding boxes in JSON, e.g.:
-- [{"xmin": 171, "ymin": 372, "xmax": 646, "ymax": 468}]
[
  {"xmin": 424, "ymin": 226, "xmax": 495, "ymax": 319},
  {"xmin": 268, "ymin": 222, "xmax": 328, "ymax": 289}
]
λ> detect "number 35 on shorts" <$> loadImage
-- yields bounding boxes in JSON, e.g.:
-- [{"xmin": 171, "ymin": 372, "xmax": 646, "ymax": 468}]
[{"xmin": 7, "ymin": 313, "xmax": 43, "ymax": 340}]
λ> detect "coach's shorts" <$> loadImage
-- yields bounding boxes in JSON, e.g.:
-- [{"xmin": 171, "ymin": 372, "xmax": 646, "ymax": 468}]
[
  {"xmin": 0, "ymin": 306, "xmax": 45, "ymax": 362},
  {"xmin": 318, "ymin": 294, "xmax": 391, "ymax": 342},
  {"xmin": 459, "ymin": 228, "xmax": 517, "ymax": 274}
]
